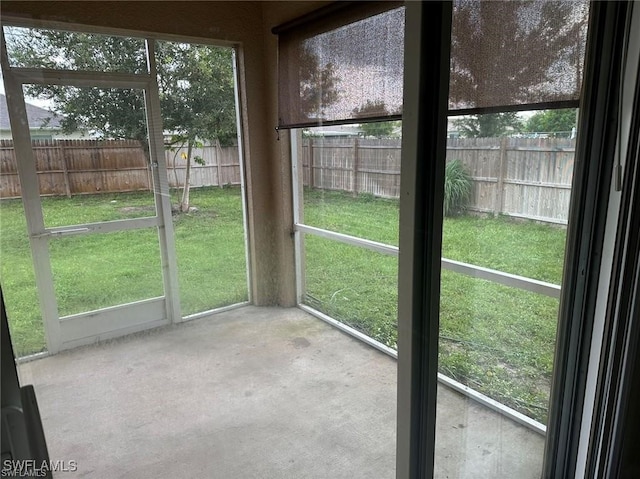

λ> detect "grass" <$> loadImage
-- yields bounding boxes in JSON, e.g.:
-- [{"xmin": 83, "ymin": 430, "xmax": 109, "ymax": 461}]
[
  {"xmin": 304, "ymin": 237, "xmax": 399, "ymax": 348},
  {"xmin": 171, "ymin": 187, "xmax": 248, "ymax": 314},
  {"xmin": 0, "ymin": 200, "xmax": 43, "ymax": 354},
  {"xmin": 302, "ymin": 188, "xmax": 567, "ymax": 423},
  {"xmin": 0, "ymin": 187, "xmax": 248, "ymax": 356},
  {"xmin": 1, "ymin": 186, "xmax": 567, "ymax": 423},
  {"xmin": 303, "ymin": 189, "xmax": 400, "ymax": 245}
]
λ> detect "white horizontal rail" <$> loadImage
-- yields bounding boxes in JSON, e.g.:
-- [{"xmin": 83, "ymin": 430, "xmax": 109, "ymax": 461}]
[
  {"xmin": 296, "ymin": 223, "xmax": 398, "ymax": 256},
  {"xmin": 178, "ymin": 301, "xmax": 250, "ymax": 323},
  {"xmin": 16, "ymin": 351, "xmax": 49, "ymax": 365},
  {"xmin": 31, "ymin": 216, "xmax": 158, "ymax": 238},
  {"xmin": 40, "ymin": 227, "xmax": 90, "ymax": 237},
  {"xmin": 442, "ymin": 258, "xmax": 561, "ymax": 298},
  {"xmin": 437, "ymin": 373, "xmax": 546, "ymax": 435},
  {"xmin": 296, "ymin": 223, "xmax": 561, "ymax": 298},
  {"xmin": 59, "ymin": 296, "xmax": 165, "ymax": 322},
  {"xmin": 9, "ymin": 67, "xmax": 151, "ymax": 88}
]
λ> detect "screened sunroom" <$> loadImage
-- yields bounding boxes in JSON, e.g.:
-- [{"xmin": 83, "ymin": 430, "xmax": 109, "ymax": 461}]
[{"xmin": 1, "ymin": 2, "xmax": 639, "ymax": 478}]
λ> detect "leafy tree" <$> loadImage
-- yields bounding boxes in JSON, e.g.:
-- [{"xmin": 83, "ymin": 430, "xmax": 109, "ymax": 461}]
[
  {"xmin": 359, "ymin": 121, "xmax": 399, "ymax": 139},
  {"xmin": 156, "ymin": 42, "xmax": 236, "ymax": 211},
  {"xmin": 6, "ymin": 29, "xmax": 148, "ymax": 139},
  {"xmin": 5, "ymin": 29, "xmax": 236, "ymax": 212},
  {"xmin": 299, "ymin": 46, "xmax": 340, "ymax": 121},
  {"xmin": 453, "ymin": 112, "xmax": 522, "ymax": 138},
  {"xmin": 524, "ymin": 109, "xmax": 577, "ymax": 136},
  {"xmin": 353, "ymin": 100, "xmax": 399, "ymax": 138}
]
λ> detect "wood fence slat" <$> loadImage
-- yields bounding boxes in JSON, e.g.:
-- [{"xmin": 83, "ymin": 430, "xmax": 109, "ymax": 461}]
[
  {"xmin": 0, "ymin": 136, "xmax": 574, "ymax": 224},
  {"xmin": 0, "ymin": 139, "xmax": 241, "ymax": 199},
  {"xmin": 299, "ymin": 136, "xmax": 575, "ymax": 224}
]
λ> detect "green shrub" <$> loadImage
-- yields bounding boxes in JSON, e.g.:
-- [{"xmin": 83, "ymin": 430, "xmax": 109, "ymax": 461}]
[{"xmin": 444, "ymin": 159, "xmax": 472, "ymax": 217}]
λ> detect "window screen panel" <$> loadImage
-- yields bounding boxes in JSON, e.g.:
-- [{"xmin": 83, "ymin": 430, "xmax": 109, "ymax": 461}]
[
  {"xmin": 277, "ymin": 3, "xmax": 404, "ymax": 129},
  {"xmin": 3, "ymin": 26, "xmax": 148, "ymax": 73},
  {"xmin": 449, "ymin": 0, "xmax": 590, "ymax": 112}
]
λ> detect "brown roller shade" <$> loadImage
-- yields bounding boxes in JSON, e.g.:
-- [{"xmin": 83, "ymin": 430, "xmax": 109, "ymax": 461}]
[
  {"xmin": 449, "ymin": 0, "xmax": 590, "ymax": 114},
  {"xmin": 276, "ymin": 2, "xmax": 404, "ymax": 129},
  {"xmin": 275, "ymin": 0, "xmax": 589, "ymax": 129}
]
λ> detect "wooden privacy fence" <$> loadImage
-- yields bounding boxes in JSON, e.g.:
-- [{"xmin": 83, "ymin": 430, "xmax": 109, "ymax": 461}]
[
  {"xmin": 301, "ymin": 137, "xmax": 575, "ymax": 224},
  {"xmin": 166, "ymin": 142, "xmax": 241, "ymax": 190},
  {"xmin": 0, "ymin": 139, "xmax": 242, "ymax": 198},
  {"xmin": 2, "ymin": 138, "xmax": 575, "ymax": 223}
]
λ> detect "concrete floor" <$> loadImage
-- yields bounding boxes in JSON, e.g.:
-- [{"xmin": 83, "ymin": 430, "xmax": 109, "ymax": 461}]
[{"xmin": 18, "ymin": 306, "xmax": 544, "ymax": 478}]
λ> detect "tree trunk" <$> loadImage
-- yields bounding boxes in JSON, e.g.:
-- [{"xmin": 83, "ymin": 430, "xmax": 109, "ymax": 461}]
[
  {"xmin": 171, "ymin": 146, "xmax": 180, "ymax": 193},
  {"xmin": 180, "ymin": 140, "xmax": 194, "ymax": 212}
]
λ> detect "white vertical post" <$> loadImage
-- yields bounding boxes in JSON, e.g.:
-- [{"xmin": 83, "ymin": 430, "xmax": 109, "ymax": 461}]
[
  {"xmin": 290, "ymin": 130, "xmax": 304, "ymax": 304},
  {"xmin": 232, "ymin": 48, "xmax": 253, "ymax": 303},
  {"xmin": 0, "ymin": 31, "xmax": 62, "ymax": 353},
  {"xmin": 144, "ymin": 39, "xmax": 182, "ymax": 323}
]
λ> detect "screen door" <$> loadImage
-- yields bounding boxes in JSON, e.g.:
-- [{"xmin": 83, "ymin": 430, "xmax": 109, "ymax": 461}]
[{"xmin": 1, "ymin": 29, "xmax": 180, "ymax": 353}]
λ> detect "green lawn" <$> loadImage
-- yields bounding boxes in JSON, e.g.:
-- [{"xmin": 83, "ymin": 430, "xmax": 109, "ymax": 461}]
[
  {"xmin": 302, "ymin": 189, "xmax": 566, "ymax": 423},
  {"xmin": 0, "ymin": 187, "xmax": 248, "ymax": 356},
  {"xmin": 0, "ymin": 199, "xmax": 43, "ymax": 354},
  {"xmin": 0, "ymin": 187, "xmax": 566, "ymax": 423},
  {"xmin": 171, "ymin": 188, "xmax": 248, "ymax": 315}
]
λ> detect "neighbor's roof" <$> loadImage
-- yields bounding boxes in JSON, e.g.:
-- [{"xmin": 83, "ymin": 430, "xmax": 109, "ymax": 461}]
[
  {"xmin": 306, "ymin": 125, "xmax": 362, "ymax": 137},
  {"xmin": 0, "ymin": 93, "xmax": 63, "ymax": 130}
]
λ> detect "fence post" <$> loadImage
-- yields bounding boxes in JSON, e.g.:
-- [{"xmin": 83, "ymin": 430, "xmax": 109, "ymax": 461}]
[
  {"xmin": 215, "ymin": 139, "xmax": 223, "ymax": 188},
  {"xmin": 352, "ymin": 137, "xmax": 359, "ymax": 196},
  {"xmin": 494, "ymin": 137, "xmax": 508, "ymax": 216},
  {"xmin": 58, "ymin": 140, "xmax": 72, "ymax": 197},
  {"xmin": 308, "ymin": 138, "xmax": 314, "ymax": 189}
]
